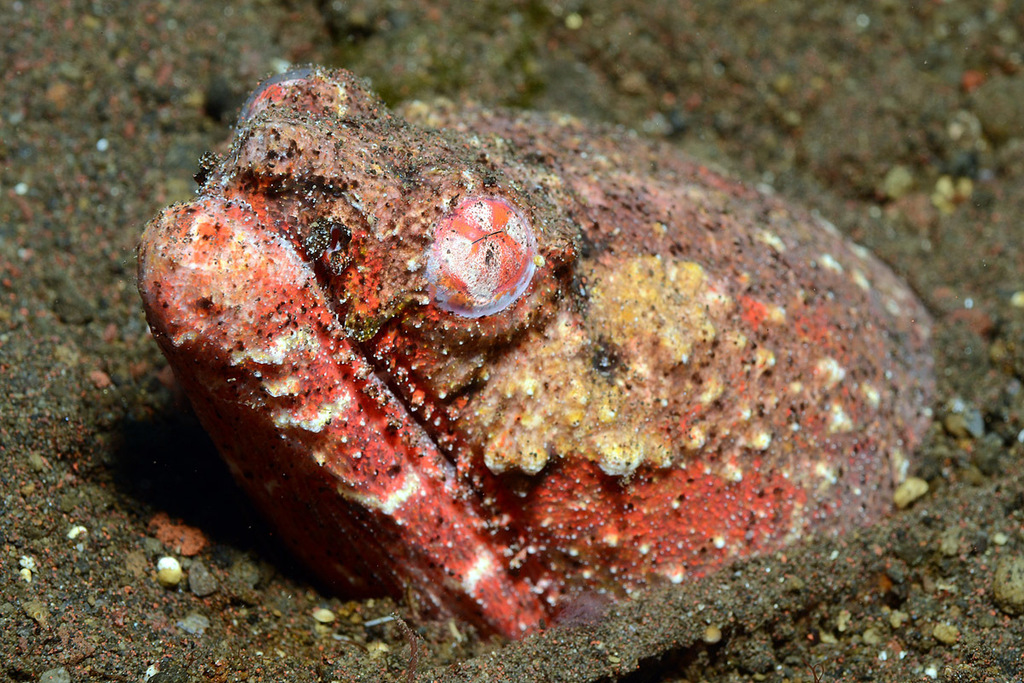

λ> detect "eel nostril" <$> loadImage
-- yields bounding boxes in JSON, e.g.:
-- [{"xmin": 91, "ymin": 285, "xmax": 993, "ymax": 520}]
[{"xmin": 304, "ymin": 217, "xmax": 352, "ymax": 275}]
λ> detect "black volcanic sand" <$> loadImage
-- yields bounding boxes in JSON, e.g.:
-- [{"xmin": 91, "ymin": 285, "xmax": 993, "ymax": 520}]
[{"xmin": 3, "ymin": 1, "xmax": 1024, "ymax": 681}]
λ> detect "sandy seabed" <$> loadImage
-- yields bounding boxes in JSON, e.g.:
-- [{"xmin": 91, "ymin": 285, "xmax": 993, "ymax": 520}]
[{"xmin": 3, "ymin": 1, "xmax": 1024, "ymax": 681}]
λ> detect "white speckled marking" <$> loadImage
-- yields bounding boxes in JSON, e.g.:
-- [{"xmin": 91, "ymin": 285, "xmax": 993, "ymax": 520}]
[
  {"xmin": 860, "ymin": 382, "xmax": 881, "ymax": 409},
  {"xmin": 335, "ymin": 471, "xmax": 422, "ymax": 516},
  {"xmin": 231, "ymin": 328, "xmax": 320, "ymax": 366},
  {"xmin": 819, "ymin": 253, "xmax": 844, "ymax": 273},
  {"xmin": 378, "ymin": 472, "xmax": 422, "ymax": 514},
  {"xmin": 814, "ymin": 461, "xmax": 838, "ymax": 485},
  {"xmin": 815, "ymin": 357, "xmax": 847, "ymax": 389},
  {"xmin": 850, "ymin": 242, "xmax": 871, "ymax": 260},
  {"xmin": 723, "ymin": 461, "xmax": 743, "ymax": 482},
  {"xmin": 747, "ymin": 430, "xmax": 773, "ymax": 451},
  {"xmin": 754, "ymin": 348, "xmax": 776, "ymax": 371},
  {"xmin": 595, "ymin": 436, "xmax": 644, "ymax": 476},
  {"xmin": 462, "ymin": 553, "xmax": 497, "ymax": 595},
  {"xmin": 699, "ymin": 377, "xmax": 725, "ymax": 404},
  {"xmin": 663, "ymin": 568, "xmax": 686, "ymax": 584},
  {"xmin": 170, "ymin": 328, "xmax": 199, "ymax": 346},
  {"xmin": 827, "ymin": 402, "xmax": 854, "ymax": 433},
  {"xmin": 682, "ymin": 424, "xmax": 707, "ymax": 450},
  {"xmin": 756, "ymin": 229, "xmax": 787, "ymax": 252},
  {"xmin": 851, "ymin": 268, "xmax": 871, "ymax": 292},
  {"xmin": 273, "ymin": 395, "xmax": 352, "ymax": 433},
  {"xmin": 263, "ymin": 374, "xmax": 302, "ymax": 397},
  {"xmin": 766, "ymin": 303, "xmax": 786, "ymax": 323}
]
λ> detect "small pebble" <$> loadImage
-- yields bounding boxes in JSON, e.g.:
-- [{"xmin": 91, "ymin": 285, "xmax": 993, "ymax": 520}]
[
  {"xmin": 188, "ymin": 560, "xmax": 219, "ymax": 597},
  {"xmin": 888, "ymin": 610, "xmax": 909, "ymax": 628},
  {"xmin": 142, "ymin": 536, "xmax": 164, "ymax": 555},
  {"xmin": 943, "ymin": 407, "xmax": 984, "ymax": 439},
  {"xmin": 37, "ymin": 667, "xmax": 71, "ymax": 683},
  {"xmin": 932, "ymin": 622, "xmax": 960, "ymax": 645},
  {"xmin": 836, "ymin": 608, "xmax": 852, "ymax": 633},
  {"xmin": 312, "ymin": 607, "xmax": 336, "ymax": 624},
  {"xmin": 22, "ymin": 599, "xmax": 49, "ymax": 626},
  {"xmin": 230, "ymin": 559, "xmax": 261, "ymax": 589},
  {"xmin": 148, "ymin": 662, "xmax": 188, "ymax": 683},
  {"xmin": 366, "ymin": 641, "xmax": 390, "ymax": 658},
  {"xmin": 157, "ymin": 556, "xmax": 183, "ymax": 587},
  {"xmin": 972, "ymin": 74, "xmax": 1024, "ymax": 143},
  {"xmin": 176, "ymin": 612, "xmax": 211, "ymax": 635},
  {"xmin": 993, "ymin": 555, "xmax": 1024, "ymax": 616},
  {"xmin": 862, "ymin": 627, "xmax": 882, "ymax": 645},
  {"xmin": 938, "ymin": 527, "xmax": 961, "ymax": 557},
  {"xmin": 881, "ymin": 165, "xmax": 914, "ymax": 200},
  {"xmin": 930, "ymin": 175, "xmax": 972, "ymax": 213},
  {"xmin": 943, "ymin": 414, "xmax": 969, "ymax": 439},
  {"xmin": 19, "ymin": 555, "xmax": 35, "ymax": 583},
  {"xmin": 893, "ymin": 477, "xmax": 929, "ymax": 509},
  {"xmin": 27, "ymin": 451, "xmax": 47, "ymax": 471}
]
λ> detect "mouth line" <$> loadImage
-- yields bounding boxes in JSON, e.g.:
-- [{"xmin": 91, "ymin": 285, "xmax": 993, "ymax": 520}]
[{"xmin": 352, "ymin": 323, "xmax": 466, "ymax": 473}]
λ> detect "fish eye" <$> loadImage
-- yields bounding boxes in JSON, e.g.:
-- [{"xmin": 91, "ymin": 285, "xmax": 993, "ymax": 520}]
[{"xmin": 425, "ymin": 196, "xmax": 538, "ymax": 318}]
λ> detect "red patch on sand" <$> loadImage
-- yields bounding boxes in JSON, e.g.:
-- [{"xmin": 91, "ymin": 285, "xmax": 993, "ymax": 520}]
[{"xmin": 147, "ymin": 512, "xmax": 208, "ymax": 556}]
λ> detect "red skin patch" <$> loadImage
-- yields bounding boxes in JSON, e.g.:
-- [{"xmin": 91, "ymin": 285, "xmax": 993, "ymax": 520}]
[
  {"xmin": 739, "ymin": 295, "xmax": 770, "ymax": 329},
  {"xmin": 138, "ymin": 68, "xmax": 934, "ymax": 638}
]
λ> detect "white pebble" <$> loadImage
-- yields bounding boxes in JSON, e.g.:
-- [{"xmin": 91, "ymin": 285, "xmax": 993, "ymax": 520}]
[
  {"xmin": 157, "ymin": 556, "xmax": 183, "ymax": 587},
  {"xmin": 312, "ymin": 607, "xmax": 336, "ymax": 624}
]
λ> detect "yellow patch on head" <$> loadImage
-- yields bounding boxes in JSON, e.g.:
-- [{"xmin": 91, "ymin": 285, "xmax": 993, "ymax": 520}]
[{"xmin": 587, "ymin": 256, "xmax": 716, "ymax": 364}]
